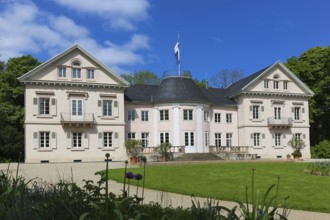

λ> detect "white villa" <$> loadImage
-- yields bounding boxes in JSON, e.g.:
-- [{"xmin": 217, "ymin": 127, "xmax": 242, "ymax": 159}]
[{"xmin": 19, "ymin": 45, "xmax": 314, "ymax": 163}]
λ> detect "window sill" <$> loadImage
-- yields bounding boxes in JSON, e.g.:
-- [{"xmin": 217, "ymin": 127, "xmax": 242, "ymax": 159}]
[
  {"xmin": 36, "ymin": 115, "xmax": 53, "ymax": 118},
  {"xmin": 293, "ymin": 120, "xmax": 304, "ymax": 123},
  {"xmin": 100, "ymin": 116, "xmax": 116, "ymax": 120},
  {"xmin": 102, "ymin": 148, "xmax": 115, "ymax": 151},
  {"xmin": 57, "ymin": 77, "xmax": 68, "ymax": 81},
  {"xmin": 71, "ymin": 148, "xmax": 86, "ymax": 151},
  {"xmin": 72, "ymin": 78, "xmax": 82, "ymax": 81},
  {"xmin": 86, "ymin": 79, "xmax": 95, "ymax": 82},
  {"xmin": 273, "ymin": 146, "xmax": 284, "ymax": 149},
  {"xmin": 37, "ymin": 149, "xmax": 53, "ymax": 152},
  {"xmin": 252, "ymin": 146, "xmax": 263, "ymax": 149},
  {"xmin": 251, "ymin": 119, "xmax": 263, "ymax": 122}
]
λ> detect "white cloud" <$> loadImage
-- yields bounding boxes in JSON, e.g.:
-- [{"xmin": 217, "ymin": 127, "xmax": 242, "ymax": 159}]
[
  {"xmin": 0, "ymin": 1, "xmax": 151, "ymax": 74},
  {"xmin": 53, "ymin": 0, "xmax": 149, "ymax": 31}
]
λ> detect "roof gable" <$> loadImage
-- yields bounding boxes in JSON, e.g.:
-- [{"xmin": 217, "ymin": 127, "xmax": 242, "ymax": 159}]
[
  {"xmin": 18, "ymin": 44, "xmax": 129, "ymax": 87},
  {"xmin": 227, "ymin": 61, "xmax": 314, "ymax": 97}
]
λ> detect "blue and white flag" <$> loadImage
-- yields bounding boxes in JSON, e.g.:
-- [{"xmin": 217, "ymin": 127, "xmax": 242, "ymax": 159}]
[{"xmin": 174, "ymin": 41, "xmax": 180, "ymax": 64}]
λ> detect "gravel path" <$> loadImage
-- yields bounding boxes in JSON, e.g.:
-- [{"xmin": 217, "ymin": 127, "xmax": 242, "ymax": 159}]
[{"xmin": 1, "ymin": 162, "xmax": 329, "ymax": 220}]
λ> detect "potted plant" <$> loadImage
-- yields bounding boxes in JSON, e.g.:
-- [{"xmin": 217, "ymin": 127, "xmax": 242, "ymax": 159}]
[
  {"xmin": 286, "ymin": 154, "xmax": 291, "ymax": 160},
  {"xmin": 157, "ymin": 143, "xmax": 171, "ymax": 161},
  {"xmin": 288, "ymin": 138, "xmax": 305, "ymax": 160},
  {"xmin": 125, "ymin": 139, "xmax": 142, "ymax": 164}
]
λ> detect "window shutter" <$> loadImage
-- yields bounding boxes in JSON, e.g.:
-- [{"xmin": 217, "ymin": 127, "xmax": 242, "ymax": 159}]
[
  {"xmin": 33, "ymin": 132, "xmax": 38, "ymax": 149},
  {"xmin": 291, "ymin": 107, "xmax": 294, "ymax": 113},
  {"xmin": 250, "ymin": 133, "xmax": 254, "ymax": 147},
  {"xmin": 250, "ymin": 133, "xmax": 253, "ymax": 139},
  {"xmin": 51, "ymin": 132, "xmax": 57, "ymax": 149},
  {"xmin": 84, "ymin": 132, "xmax": 89, "ymax": 149},
  {"xmin": 249, "ymin": 106, "xmax": 252, "ymax": 111},
  {"xmin": 98, "ymin": 132, "xmax": 103, "ymax": 149},
  {"xmin": 262, "ymin": 133, "xmax": 265, "ymax": 139},
  {"xmin": 33, "ymin": 98, "xmax": 38, "ymax": 116},
  {"xmin": 66, "ymin": 132, "xmax": 71, "ymax": 149},
  {"xmin": 114, "ymin": 132, "xmax": 119, "ymax": 149},
  {"xmin": 302, "ymin": 108, "xmax": 305, "ymax": 113},
  {"xmin": 51, "ymin": 98, "xmax": 57, "ymax": 116},
  {"xmin": 261, "ymin": 106, "xmax": 264, "ymax": 112},
  {"xmin": 283, "ymin": 134, "xmax": 286, "ymax": 139},
  {"xmin": 98, "ymin": 100, "xmax": 102, "ymax": 117},
  {"xmin": 114, "ymin": 100, "xmax": 119, "ymax": 117},
  {"xmin": 303, "ymin": 134, "xmax": 306, "ymax": 139}
]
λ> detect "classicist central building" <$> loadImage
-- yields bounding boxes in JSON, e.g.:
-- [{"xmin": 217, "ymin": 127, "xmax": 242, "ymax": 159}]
[{"xmin": 19, "ymin": 45, "xmax": 314, "ymax": 163}]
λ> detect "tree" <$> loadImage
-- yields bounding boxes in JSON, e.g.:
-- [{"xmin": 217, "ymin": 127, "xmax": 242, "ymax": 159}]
[
  {"xmin": 285, "ymin": 46, "xmax": 330, "ymax": 146},
  {"xmin": 311, "ymin": 140, "xmax": 330, "ymax": 158},
  {"xmin": 0, "ymin": 55, "xmax": 40, "ymax": 161},
  {"xmin": 211, "ymin": 68, "xmax": 244, "ymax": 88},
  {"xmin": 121, "ymin": 70, "xmax": 160, "ymax": 85}
]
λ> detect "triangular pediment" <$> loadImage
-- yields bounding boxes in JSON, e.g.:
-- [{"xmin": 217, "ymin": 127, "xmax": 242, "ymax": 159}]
[
  {"xmin": 18, "ymin": 45, "xmax": 129, "ymax": 88},
  {"xmin": 230, "ymin": 61, "xmax": 314, "ymax": 97}
]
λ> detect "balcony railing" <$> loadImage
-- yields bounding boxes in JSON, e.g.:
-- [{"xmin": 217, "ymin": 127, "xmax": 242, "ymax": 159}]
[
  {"xmin": 267, "ymin": 117, "xmax": 292, "ymax": 128},
  {"xmin": 209, "ymin": 146, "xmax": 249, "ymax": 153},
  {"xmin": 60, "ymin": 113, "xmax": 96, "ymax": 127}
]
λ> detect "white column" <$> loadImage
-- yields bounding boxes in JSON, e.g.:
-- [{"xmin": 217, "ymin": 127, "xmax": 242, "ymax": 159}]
[
  {"xmin": 153, "ymin": 108, "xmax": 158, "ymax": 146},
  {"xmin": 173, "ymin": 105, "xmax": 180, "ymax": 147},
  {"xmin": 197, "ymin": 106, "xmax": 203, "ymax": 152}
]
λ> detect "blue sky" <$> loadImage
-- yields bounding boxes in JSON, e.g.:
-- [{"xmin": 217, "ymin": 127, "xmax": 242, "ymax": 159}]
[{"xmin": 1, "ymin": 0, "xmax": 329, "ymax": 83}]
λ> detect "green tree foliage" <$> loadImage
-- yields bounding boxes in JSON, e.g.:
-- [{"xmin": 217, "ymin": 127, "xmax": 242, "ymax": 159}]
[
  {"xmin": 121, "ymin": 70, "xmax": 160, "ymax": 85},
  {"xmin": 0, "ymin": 55, "xmax": 40, "ymax": 161},
  {"xmin": 285, "ymin": 46, "xmax": 330, "ymax": 146},
  {"xmin": 311, "ymin": 140, "xmax": 330, "ymax": 159}
]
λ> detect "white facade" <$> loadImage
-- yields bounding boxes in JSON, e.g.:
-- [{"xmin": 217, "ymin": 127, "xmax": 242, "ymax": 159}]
[{"xmin": 20, "ymin": 46, "xmax": 314, "ymax": 162}]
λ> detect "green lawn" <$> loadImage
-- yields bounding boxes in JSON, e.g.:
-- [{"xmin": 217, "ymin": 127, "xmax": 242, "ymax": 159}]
[{"xmin": 107, "ymin": 162, "xmax": 330, "ymax": 213}]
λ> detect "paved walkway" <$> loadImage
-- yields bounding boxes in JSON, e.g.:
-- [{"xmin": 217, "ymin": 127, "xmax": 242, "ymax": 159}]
[{"xmin": 1, "ymin": 162, "xmax": 329, "ymax": 220}]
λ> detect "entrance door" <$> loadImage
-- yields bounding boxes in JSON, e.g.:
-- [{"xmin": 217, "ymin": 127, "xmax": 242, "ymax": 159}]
[{"xmin": 71, "ymin": 99, "xmax": 83, "ymax": 121}]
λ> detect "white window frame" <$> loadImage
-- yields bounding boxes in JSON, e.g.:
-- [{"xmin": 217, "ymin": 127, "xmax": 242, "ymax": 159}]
[
  {"xmin": 128, "ymin": 132, "xmax": 136, "ymax": 140},
  {"xmin": 253, "ymin": 133, "xmax": 260, "ymax": 147},
  {"xmin": 274, "ymin": 107, "xmax": 281, "ymax": 120},
  {"xmin": 226, "ymin": 133, "xmax": 232, "ymax": 147},
  {"xmin": 72, "ymin": 68, "xmax": 81, "ymax": 79},
  {"xmin": 264, "ymin": 79, "xmax": 269, "ymax": 89},
  {"xmin": 87, "ymin": 69, "xmax": 94, "ymax": 79},
  {"xmin": 215, "ymin": 133, "xmax": 221, "ymax": 147},
  {"xmin": 204, "ymin": 132, "xmax": 210, "ymax": 147},
  {"xmin": 159, "ymin": 132, "xmax": 170, "ymax": 144},
  {"xmin": 283, "ymin": 81, "xmax": 288, "ymax": 90},
  {"xmin": 72, "ymin": 132, "xmax": 82, "ymax": 148},
  {"xmin": 273, "ymin": 81, "xmax": 279, "ymax": 89},
  {"xmin": 141, "ymin": 111, "xmax": 149, "ymax": 121},
  {"xmin": 39, "ymin": 132, "xmax": 50, "ymax": 148},
  {"xmin": 141, "ymin": 132, "xmax": 149, "ymax": 147},
  {"xmin": 183, "ymin": 109, "xmax": 193, "ymax": 120},
  {"xmin": 128, "ymin": 110, "xmax": 135, "ymax": 121},
  {"xmin": 294, "ymin": 107, "xmax": 300, "ymax": 121},
  {"xmin": 39, "ymin": 98, "xmax": 50, "ymax": 115},
  {"xmin": 204, "ymin": 111, "xmax": 209, "ymax": 122},
  {"xmin": 103, "ymin": 100, "xmax": 112, "ymax": 117},
  {"xmin": 184, "ymin": 131, "xmax": 194, "ymax": 147},
  {"xmin": 160, "ymin": 110, "xmax": 169, "ymax": 121},
  {"xmin": 275, "ymin": 133, "xmax": 281, "ymax": 146},
  {"xmin": 58, "ymin": 67, "xmax": 66, "ymax": 78},
  {"xmin": 226, "ymin": 113, "xmax": 232, "ymax": 123},
  {"xmin": 214, "ymin": 113, "xmax": 221, "ymax": 123},
  {"xmin": 252, "ymin": 105, "xmax": 259, "ymax": 119},
  {"xmin": 103, "ymin": 132, "xmax": 113, "ymax": 148}
]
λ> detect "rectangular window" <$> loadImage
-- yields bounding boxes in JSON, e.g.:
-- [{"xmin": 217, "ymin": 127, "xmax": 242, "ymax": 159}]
[
  {"xmin": 294, "ymin": 133, "xmax": 301, "ymax": 141},
  {"xmin": 253, "ymin": 133, "xmax": 260, "ymax": 146},
  {"xmin": 252, "ymin": 105, "xmax": 259, "ymax": 119},
  {"xmin": 264, "ymin": 79, "xmax": 269, "ymax": 89},
  {"xmin": 141, "ymin": 132, "xmax": 149, "ymax": 147},
  {"xmin": 72, "ymin": 99, "xmax": 83, "ymax": 116},
  {"xmin": 275, "ymin": 133, "xmax": 281, "ymax": 146},
  {"xmin": 103, "ymin": 100, "xmax": 112, "ymax": 116},
  {"xmin": 159, "ymin": 132, "xmax": 169, "ymax": 144},
  {"xmin": 273, "ymin": 81, "xmax": 279, "ymax": 89},
  {"xmin": 294, "ymin": 107, "xmax": 300, "ymax": 120},
  {"xmin": 160, "ymin": 110, "xmax": 169, "ymax": 121},
  {"xmin": 204, "ymin": 111, "xmax": 209, "ymax": 122},
  {"xmin": 72, "ymin": 132, "xmax": 82, "ymax": 148},
  {"xmin": 128, "ymin": 132, "xmax": 135, "ymax": 140},
  {"xmin": 184, "ymin": 131, "xmax": 194, "ymax": 147},
  {"xmin": 103, "ymin": 132, "xmax": 113, "ymax": 148},
  {"xmin": 183, "ymin": 110, "xmax": 193, "ymax": 120},
  {"xmin": 274, "ymin": 107, "xmax": 281, "ymax": 120},
  {"xmin": 283, "ymin": 81, "xmax": 288, "ymax": 90},
  {"xmin": 72, "ymin": 68, "xmax": 81, "ymax": 78},
  {"xmin": 141, "ymin": 111, "xmax": 149, "ymax": 121},
  {"xmin": 39, "ymin": 98, "xmax": 50, "ymax": 115},
  {"xmin": 204, "ymin": 132, "xmax": 209, "ymax": 147},
  {"xmin": 214, "ymin": 113, "xmax": 221, "ymax": 123},
  {"xmin": 87, "ymin": 69, "xmax": 94, "ymax": 79},
  {"xmin": 128, "ymin": 110, "xmax": 135, "ymax": 121},
  {"xmin": 226, "ymin": 113, "xmax": 232, "ymax": 123},
  {"xmin": 215, "ymin": 133, "xmax": 221, "ymax": 147},
  {"xmin": 39, "ymin": 132, "xmax": 50, "ymax": 148},
  {"xmin": 226, "ymin": 133, "xmax": 232, "ymax": 147},
  {"xmin": 58, "ymin": 67, "xmax": 66, "ymax": 78}
]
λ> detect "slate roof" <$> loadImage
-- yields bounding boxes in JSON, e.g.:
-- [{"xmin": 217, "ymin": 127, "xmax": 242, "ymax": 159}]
[
  {"xmin": 201, "ymin": 88, "xmax": 236, "ymax": 106},
  {"xmin": 226, "ymin": 66, "xmax": 270, "ymax": 97}
]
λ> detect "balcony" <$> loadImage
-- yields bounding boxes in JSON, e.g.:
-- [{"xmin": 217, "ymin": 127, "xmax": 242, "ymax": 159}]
[
  {"xmin": 60, "ymin": 113, "xmax": 96, "ymax": 127},
  {"xmin": 267, "ymin": 117, "xmax": 292, "ymax": 128}
]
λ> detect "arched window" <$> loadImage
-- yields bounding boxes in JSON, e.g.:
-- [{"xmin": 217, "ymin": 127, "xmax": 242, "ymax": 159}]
[
  {"xmin": 71, "ymin": 60, "xmax": 81, "ymax": 79},
  {"xmin": 273, "ymin": 75, "xmax": 279, "ymax": 89}
]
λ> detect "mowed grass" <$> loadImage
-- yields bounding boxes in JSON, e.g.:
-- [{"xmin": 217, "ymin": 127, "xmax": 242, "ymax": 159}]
[{"xmin": 107, "ymin": 162, "xmax": 330, "ymax": 213}]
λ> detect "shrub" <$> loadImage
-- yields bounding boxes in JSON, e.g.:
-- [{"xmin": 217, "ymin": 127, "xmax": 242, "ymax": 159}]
[
  {"xmin": 311, "ymin": 140, "xmax": 330, "ymax": 158},
  {"xmin": 305, "ymin": 161, "xmax": 330, "ymax": 176}
]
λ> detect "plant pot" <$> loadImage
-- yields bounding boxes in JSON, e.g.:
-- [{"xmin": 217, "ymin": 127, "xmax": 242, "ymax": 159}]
[{"xmin": 130, "ymin": 156, "xmax": 137, "ymax": 164}]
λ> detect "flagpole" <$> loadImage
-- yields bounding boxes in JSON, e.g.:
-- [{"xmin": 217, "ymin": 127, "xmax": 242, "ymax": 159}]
[{"xmin": 178, "ymin": 32, "xmax": 180, "ymax": 76}]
